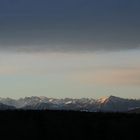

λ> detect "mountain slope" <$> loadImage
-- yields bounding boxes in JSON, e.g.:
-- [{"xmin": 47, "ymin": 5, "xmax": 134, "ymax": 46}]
[
  {"xmin": 0, "ymin": 103, "xmax": 16, "ymax": 110},
  {"xmin": 128, "ymin": 107, "xmax": 140, "ymax": 113}
]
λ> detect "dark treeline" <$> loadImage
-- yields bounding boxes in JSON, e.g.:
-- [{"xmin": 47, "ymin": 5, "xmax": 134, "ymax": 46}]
[{"xmin": 0, "ymin": 110, "xmax": 139, "ymax": 139}]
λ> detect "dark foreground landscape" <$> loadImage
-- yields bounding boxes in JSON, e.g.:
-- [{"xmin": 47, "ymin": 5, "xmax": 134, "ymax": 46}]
[{"xmin": 0, "ymin": 110, "xmax": 140, "ymax": 140}]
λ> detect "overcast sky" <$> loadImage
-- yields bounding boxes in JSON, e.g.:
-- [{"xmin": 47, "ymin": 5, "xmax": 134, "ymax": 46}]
[{"xmin": 0, "ymin": 0, "xmax": 140, "ymax": 99}]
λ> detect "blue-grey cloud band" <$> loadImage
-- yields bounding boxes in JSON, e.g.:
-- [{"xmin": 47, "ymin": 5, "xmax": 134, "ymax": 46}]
[{"xmin": 0, "ymin": 0, "xmax": 140, "ymax": 52}]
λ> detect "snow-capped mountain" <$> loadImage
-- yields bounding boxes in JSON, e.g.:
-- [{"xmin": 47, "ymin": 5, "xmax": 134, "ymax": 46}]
[
  {"xmin": 0, "ymin": 96, "xmax": 140, "ymax": 112},
  {"xmin": 22, "ymin": 98, "xmax": 97, "ymax": 111},
  {"xmin": 96, "ymin": 96, "xmax": 140, "ymax": 112}
]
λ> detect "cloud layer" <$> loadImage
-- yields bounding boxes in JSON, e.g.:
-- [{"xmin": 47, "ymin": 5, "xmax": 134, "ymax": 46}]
[{"xmin": 0, "ymin": 0, "xmax": 140, "ymax": 52}]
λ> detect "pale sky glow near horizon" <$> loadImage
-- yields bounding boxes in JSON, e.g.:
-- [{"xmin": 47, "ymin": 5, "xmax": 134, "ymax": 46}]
[
  {"xmin": 0, "ymin": 0, "xmax": 140, "ymax": 99},
  {"xmin": 0, "ymin": 49, "xmax": 140, "ymax": 99}
]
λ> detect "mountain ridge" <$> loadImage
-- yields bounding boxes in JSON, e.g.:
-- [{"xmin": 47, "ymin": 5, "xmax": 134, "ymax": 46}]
[{"xmin": 0, "ymin": 95, "xmax": 140, "ymax": 112}]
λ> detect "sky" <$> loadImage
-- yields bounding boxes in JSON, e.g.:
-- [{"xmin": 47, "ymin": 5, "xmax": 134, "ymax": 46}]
[{"xmin": 0, "ymin": 0, "xmax": 140, "ymax": 99}]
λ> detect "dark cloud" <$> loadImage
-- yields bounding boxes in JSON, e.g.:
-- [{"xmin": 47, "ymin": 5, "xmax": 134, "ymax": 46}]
[{"xmin": 0, "ymin": 0, "xmax": 140, "ymax": 52}]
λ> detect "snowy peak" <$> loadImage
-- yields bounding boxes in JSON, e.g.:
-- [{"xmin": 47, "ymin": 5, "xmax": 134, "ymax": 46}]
[
  {"xmin": 97, "ymin": 96, "xmax": 125, "ymax": 104},
  {"xmin": 97, "ymin": 97, "xmax": 108, "ymax": 104}
]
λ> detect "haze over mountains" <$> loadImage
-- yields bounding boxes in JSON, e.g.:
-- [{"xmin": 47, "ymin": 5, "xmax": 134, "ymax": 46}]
[{"xmin": 0, "ymin": 96, "xmax": 140, "ymax": 112}]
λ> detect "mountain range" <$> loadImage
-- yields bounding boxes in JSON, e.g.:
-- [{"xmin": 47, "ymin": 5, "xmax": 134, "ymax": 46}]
[{"xmin": 0, "ymin": 96, "xmax": 140, "ymax": 112}]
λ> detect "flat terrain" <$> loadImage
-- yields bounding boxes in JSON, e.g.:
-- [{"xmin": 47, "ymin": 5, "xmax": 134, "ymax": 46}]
[{"xmin": 0, "ymin": 110, "xmax": 139, "ymax": 139}]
